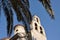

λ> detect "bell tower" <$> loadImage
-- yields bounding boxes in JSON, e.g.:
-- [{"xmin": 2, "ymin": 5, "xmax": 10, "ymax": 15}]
[{"xmin": 30, "ymin": 15, "xmax": 47, "ymax": 40}]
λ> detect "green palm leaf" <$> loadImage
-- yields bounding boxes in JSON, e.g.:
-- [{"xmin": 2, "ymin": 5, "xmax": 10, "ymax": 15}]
[
  {"xmin": 39, "ymin": 0, "xmax": 54, "ymax": 19},
  {"xmin": 2, "ymin": 0, "xmax": 13, "ymax": 37},
  {"xmin": 10, "ymin": 0, "xmax": 32, "ymax": 23}
]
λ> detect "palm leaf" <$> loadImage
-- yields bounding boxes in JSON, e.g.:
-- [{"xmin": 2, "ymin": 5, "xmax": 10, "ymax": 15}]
[
  {"xmin": 22, "ymin": 0, "xmax": 30, "ymax": 8},
  {"xmin": 0, "ymin": 0, "xmax": 1, "ymax": 16},
  {"xmin": 2, "ymin": 0, "xmax": 13, "ymax": 37},
  {"xmin": 16, "ymin": 0, "xmax": 32, "ymax": 23},
  {"xmin": 39, "ymin": 0, "xmax": 54, "ymax": 19},
  {"xmin": 10, "ymin": 0, "xmax": 32, "ymax": 23},
  {"xmin": 10, "ymin": 0, "xmax": 23, "ymax": 21}
]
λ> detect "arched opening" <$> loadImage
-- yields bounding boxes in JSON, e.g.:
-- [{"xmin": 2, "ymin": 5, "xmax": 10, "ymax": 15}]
[
  {"xmin": 36, "ymin": 18, "xmax": 38, "ymax": 22},
  {"xmin": 40, "ymin": 27, "xmax": 42, "ymax": 30},
  {"xmin": 16, "ymin": 29, "xmax": 18, "ymax": 32},
  {"xmin": 40, "ymin": 31, "xmax": 43, "ymax": 34},
  {"xmin": 40, "ymin": 26, "xmax": 43, "ymax": 34},
  {"xmin": 35, "ymin": 23, "xmax": 38, "ymax": 30}
]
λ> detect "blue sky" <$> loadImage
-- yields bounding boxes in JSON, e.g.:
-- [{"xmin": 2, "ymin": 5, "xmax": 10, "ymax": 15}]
[{"xmin": 0, "ymin": 0, "xmax": 60, "ymax": 40}]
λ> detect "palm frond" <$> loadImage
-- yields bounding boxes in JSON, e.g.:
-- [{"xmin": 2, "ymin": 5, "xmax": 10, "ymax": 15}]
[
  {"xmin": 10, "ymin": 0, "xmax": 32, "ymax": 23},
  {"xmin": 22, "ymin": 0, "xmax": 30, "ymax": 8},
  {"xmin": 17, "ymin": 0, "xmax": 32, "ymax": 23},
  {"xmin": 39, "ymin": 0, "xmax": 54, "ymax": 19},
  {"xmin": 2, "ymin": 0, "xmax": 13, "ymax": 37},
  {"xmin": 10, "ymin": 0, "xmax": 23, "ymax": 21},
  {"xmin": 0, "ymin": 6, "xmax": 1, "ymax": 16}
]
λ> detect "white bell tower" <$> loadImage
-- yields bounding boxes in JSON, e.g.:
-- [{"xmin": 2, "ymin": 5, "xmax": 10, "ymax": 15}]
[{"xmin": 30, "ymin": 15, "xmax": 47, "ymax": 40}]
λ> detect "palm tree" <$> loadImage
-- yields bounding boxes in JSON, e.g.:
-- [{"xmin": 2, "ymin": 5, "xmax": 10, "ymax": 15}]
[
  {"xmin": 0, "ymin": 0, "xmax": 32, "ymax": 37},
  {"xmin": 0, "ymin": 0, "xmax": 54, "ymax": 40}
]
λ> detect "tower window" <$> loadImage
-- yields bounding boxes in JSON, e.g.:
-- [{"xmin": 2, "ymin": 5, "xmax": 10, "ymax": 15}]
[
  {"xmin": 35, "ymin": 23, "xmax": 37, "ymax": 30},
  {"xmin": 16, "ymin": 29, "xmax": 18, "ymax": 32},
  {"xmin": 40, "ymin": 27, "xmax": 43, "ymax": 34},
  {"xmin": 40, "ymin": 31, "xmax": 43, "ymax": 34},
  {"xmin": 40, "ymin": 27, "xmax": 42, "ymax": 30},
  {"xmin": 36, "ymin": 18, "xmax": 38, "ymax": 22}
]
